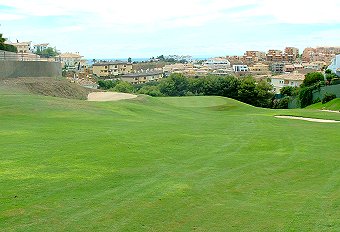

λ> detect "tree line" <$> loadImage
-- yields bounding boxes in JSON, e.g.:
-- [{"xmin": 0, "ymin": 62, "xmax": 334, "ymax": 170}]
[{"xmin": 98, "ymin": 74, "xmax": 275, "ymax": 108}]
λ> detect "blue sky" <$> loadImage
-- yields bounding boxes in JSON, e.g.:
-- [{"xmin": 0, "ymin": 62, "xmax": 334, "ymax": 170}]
[{"xmin": 0, "ymin": 0, "xmax": 340, "ymax": 59}]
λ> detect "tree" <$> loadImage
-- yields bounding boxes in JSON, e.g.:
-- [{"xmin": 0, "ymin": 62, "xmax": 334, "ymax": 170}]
[
  {"xmin": 0, "ymin": 33, "xmax": 17, "ymax": 52},
  {"xmin": 325, "ymin": 69, "xmax": 332, "ymax": 74},
  {"xmin": 237, "ymin": 77, "xmax": 258, "ymax": 106},
  {"xmin": 128, "ymin": 57, "xmax": 132, "ymax": 63},
  {"xmin": 159, "ymin": 73, "xmax": 189, "ymax": 96},
  {"xmin": 0, "ymin": 34, "xmax": 5, "ymax": 46},
  {"xmin": 113, "ymin": 81, "xmax": 134, "ymax": 93},
  {"xmin": 35, "ymin": 47, "xmax": 59, "ymax": 58},
  {"xmin": 137, "ymin": 85, "xmax": 163, "ymax": 96},
  {"xmin": 255, "ymin": 80, "xmax": 274, "ymax": 108},
  {"xmin": 301, "ymin": 72, "xmax": 324, "ymax": 87},
  {"xmin": 157, "ymin": 55, "xmax": 165, "ymax": 60},
  {"xmin": 280, "ymin": 86, "xmax": 294, "ymax": 96},
  {"xmin": 97, "ymin": 80, "xmax": 119, "ymax": 90},
  {"xmin": 299, "ymin": 85, "xmax": 315, "ymax": 108}
]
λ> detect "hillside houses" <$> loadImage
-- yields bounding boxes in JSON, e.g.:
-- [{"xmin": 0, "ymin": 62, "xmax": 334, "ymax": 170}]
[
  {"xmin": 270, "ymin": 73, "xmax": 305, "ymax": 93},
  {"xmin": 121, "ymin": 71, "xmax": 163, "ymax": 84},
  {"xmin": 93, "ymin": 61, "xmax": 133, "ymax": 77}
]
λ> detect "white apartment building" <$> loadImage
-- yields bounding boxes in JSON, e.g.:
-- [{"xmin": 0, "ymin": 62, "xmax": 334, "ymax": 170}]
[
  {"xmin": 327, "ymin": 54, "xmax": 340, "ymax": 76},
  {"xmin": 233, "ymin": 65, "xmax": 249, "ymax": 72}
]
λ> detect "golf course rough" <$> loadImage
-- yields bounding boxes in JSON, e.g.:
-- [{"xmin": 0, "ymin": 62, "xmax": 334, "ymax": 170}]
[{"xmin": 0, "ymin": 88, "xmax": 339, "ymax": 231}]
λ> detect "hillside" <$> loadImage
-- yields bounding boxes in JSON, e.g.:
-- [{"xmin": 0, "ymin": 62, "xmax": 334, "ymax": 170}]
[
  {"xmin": 0, "ymin": 77, "xmax": 97, "ymax": 100},
  {"xmin": 0, "ymin": 89, "xmax": 339, "ymax": 231},
  {"xmin": 307, "ymin": 98, "xmax": 340, "ymax": 111}
]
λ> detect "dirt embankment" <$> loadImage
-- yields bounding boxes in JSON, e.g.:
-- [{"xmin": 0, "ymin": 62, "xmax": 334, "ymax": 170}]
[{"xmin": 0, "ymin": 77, "xmax": 99, "ymax": 100}]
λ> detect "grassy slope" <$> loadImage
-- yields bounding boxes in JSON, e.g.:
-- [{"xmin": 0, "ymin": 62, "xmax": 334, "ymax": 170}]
[
  {"xmin": 0, "ymin": 90, "xmax": 339, "ymax": 231},
  {"xmin": 307, "ymin": 98, "xmax": 340, "ymax": 111}
]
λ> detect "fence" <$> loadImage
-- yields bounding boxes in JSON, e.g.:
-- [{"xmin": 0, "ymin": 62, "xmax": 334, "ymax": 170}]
[
  {"xmin": 288, "ymin": 84, "xmax": 340, "ymax": 108},
  {"xmin": 0, "ymin": 50, "xmax": 51, "ymax": 62}
]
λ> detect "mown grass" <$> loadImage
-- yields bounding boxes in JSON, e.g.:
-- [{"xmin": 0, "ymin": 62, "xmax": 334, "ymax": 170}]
[
  {"xmin": 0, "ymin": 90, "xmax": 339, "ymax": 231},
  {"xmin": 307, "ymin": 98, "xmax": 340, "ymax": 111}
]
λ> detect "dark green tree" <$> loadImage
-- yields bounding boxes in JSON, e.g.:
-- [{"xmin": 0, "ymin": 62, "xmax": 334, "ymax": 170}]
[
  {"xmin": 301, "ymin": 72, "xmax": 324, "ymax": 87},
  {"xmin": 159, "ymin": 73, "xmax": 189, "ymax": 96},
  {"xmin": 0, "ymin": 33, "xmax": 17, "ymax": 52},
  {"xmin": 280, "ymin": 86, "xmax": 294, "ymax": 96}
]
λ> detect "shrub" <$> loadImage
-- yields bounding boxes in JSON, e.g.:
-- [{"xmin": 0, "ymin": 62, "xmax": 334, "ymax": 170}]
[
  {"xmin": 137, "ymin": 85, "xmax": 163, "ymax": 97},
  {"xmin": 280, "ymin": 86, "xmax": 294, "ymax": 96},
  {"xmin": 322, "ymin": 93, "xmax": 336, "ymax": 104},
  {"xmin": 97, "ymin": 80, "xmax": 119, "ymax": 90},
  {"xmin": 113, "ymin": 81, "xmax": 134, "ymax": 93},
  {"xmin": 272, "ymin": 97, "xmax": 290, "ymax": 109}
]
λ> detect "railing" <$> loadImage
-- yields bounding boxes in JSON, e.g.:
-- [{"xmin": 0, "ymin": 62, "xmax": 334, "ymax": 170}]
[{"xmin": 0, "ymin": 50, "xmax": 52, "ymax": 61}]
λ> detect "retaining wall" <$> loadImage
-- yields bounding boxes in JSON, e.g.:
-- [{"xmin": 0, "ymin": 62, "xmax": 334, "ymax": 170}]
[
  {"xmin": 313, "ymin": 84, "xmax": 340, "ymax": 100},
  {"xmin": 0, "ymin": 60, "xmax": 62, "ymax": 78}
]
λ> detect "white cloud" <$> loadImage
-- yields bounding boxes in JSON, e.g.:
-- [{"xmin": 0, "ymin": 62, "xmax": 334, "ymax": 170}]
[
  {"xmin": 1, "ymin": 0, "xmax": 339, "ymax": 57},
  {"xmin": 0, "ymin": 13, "xmax": 24, "ymax": 21}
]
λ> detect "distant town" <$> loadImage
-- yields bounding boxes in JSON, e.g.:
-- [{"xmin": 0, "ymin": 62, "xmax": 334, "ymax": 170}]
[{"xmin": 1, "ymin": 35, "xmax": 340, "ymax": 95}]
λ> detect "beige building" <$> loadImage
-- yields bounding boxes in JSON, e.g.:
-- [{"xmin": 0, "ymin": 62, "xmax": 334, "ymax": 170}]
[
  {"xmin": 284, "ymin": 64, "xmax": 303, "ymax": 73},
  {"xmin": 249, "ymin": 63, "xmax": 270, "ymax": 75},
  {"xmin": 10, "ymin": 41, "xmax": 32, "ymax": 53},
  {"xmin": 93, "ymin": 62, "xmax": 133, "ymax": 77},
  {"xmin": 284, "ymin": 47, "xmax": 299, "ymax": 62},
  {"xmin": 121, "ymin": 71, "xmax": 163, "ymax": 84},
  {"xmin": 302, "ymin": 47, "xmax": 339, "ymax": 63},
  {"xmin": 244, "ymin": 51, "xmax": 266, "ymax": 63},
  {"xmin": 267, "ymin": 50, "xmax": 283, "ymax": 62},
  {"xmin": 270, "ymin": 73, "xmax": 305, "ymax": 93},
  {"xmin": 302, "ymin": 61, "xmax": 326, "ymax": 71},
  {"xmin": 55, "ymin": 52, "xmax": 83, "ymax": 70}
]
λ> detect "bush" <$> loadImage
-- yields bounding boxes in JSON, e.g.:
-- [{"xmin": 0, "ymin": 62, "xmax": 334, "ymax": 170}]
[
  {"xmin": 280, "ymin": 86, "xmax": 294, "ymax": 96},
  {"xmin": 113, "ymin": 81, "xmax": 134, "ymax": 93},
  {"xmin": 299, "ymin": 83, "xmax": 321, "ymax": 108},
  {"xmin": 272, "ymin": 97, "xmax": 290, "ymax": 109},
  {"xmin": 97, "ymin": 80, "xmax": 119, "ymax": 90},
  {"xmin": 137, "ymin": 85, "xmax": 163, "ymax": 97},
  {"xmin": 322, "ymin": 93, "xmax": 336, "ymax": 104}
]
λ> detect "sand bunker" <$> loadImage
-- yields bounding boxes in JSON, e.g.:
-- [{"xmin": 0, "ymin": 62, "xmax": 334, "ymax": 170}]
[
  {"xmin": 275, "ymin": 116, "xmax": 340, "ymax": 123},
  {"xmin": 88, "ymin": 92, "xmax": 137, "ymax": 102},
  {"xmin": 321, "ymin": 110, "xmax": 340, "ymax": 114}
]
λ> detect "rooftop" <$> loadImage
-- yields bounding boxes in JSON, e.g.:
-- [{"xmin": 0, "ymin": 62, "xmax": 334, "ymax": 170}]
[
  {"xmin": 122, "ymin": 71, "xmax": 163, "ymax": 78},
  {"xmin": 93, "ymin": 61, "xmax": 131, "ymax": 66},
  {"xmin": 57, "ymin": 52, "xmax": 83, "ymax": 58},
  {"xmin": 271, "ymin": 73, "xmax": 305, "ymax": 81}
]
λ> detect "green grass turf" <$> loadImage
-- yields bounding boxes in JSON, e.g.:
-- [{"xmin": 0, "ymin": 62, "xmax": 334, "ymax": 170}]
[
  {"xmin": 0, "ymin": 90, "xmax": 339, "ymax": 231},
  {"xmin": 307, "ymin": 98, "xmax": 340, "ymax": 111}
]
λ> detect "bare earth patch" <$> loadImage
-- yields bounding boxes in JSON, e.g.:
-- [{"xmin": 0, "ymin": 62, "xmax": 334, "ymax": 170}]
[
  {"xmin": 275, "ymin": 116, "xmax": 340, "ymax": 123},
  {"xmin": 87, "ymin": 92, "xmax": 137, "ymax": 102}
]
